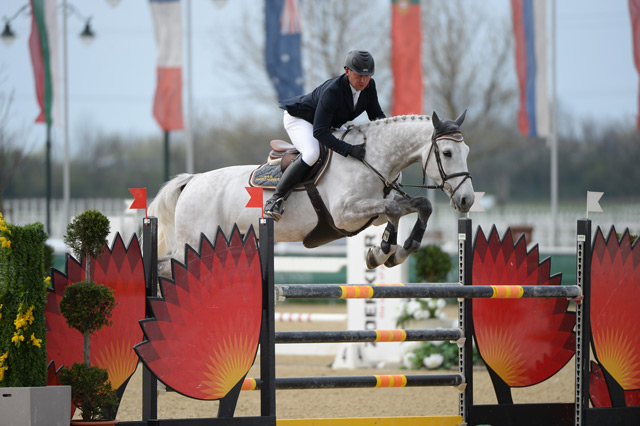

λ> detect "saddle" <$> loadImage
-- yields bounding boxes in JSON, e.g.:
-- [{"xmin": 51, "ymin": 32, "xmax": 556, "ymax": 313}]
[
  {"xmin": 248, "ymin": 140, "xmax": 331, "ymax": 190},
  {"xmin": 248, "ymin": 139, "xmax": 375, "ymax": 248}
]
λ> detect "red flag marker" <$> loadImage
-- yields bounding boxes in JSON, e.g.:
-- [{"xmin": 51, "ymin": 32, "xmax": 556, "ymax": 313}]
[
  {"xmin": 245, "ymin": 187, "xmax": 264, "ymax": 218},
  {"xmin": 129, "ymin": 187, "xmax": 148, "ymax": 219}
]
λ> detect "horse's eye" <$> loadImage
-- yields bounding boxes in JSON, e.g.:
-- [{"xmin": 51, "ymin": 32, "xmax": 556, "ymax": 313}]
[{"xmin": 443, "ymin": 150, "xmax": 452, "ymax": 158}]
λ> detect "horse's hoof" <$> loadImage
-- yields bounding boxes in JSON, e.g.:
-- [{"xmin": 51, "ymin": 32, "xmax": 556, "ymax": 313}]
[
  {"xmin": 366, "ymin": 248, "xmax": 380, "ymax": 269},
  {"xmin": 384, "ymin": 255, "xmax": 400, "ymax": 268}
]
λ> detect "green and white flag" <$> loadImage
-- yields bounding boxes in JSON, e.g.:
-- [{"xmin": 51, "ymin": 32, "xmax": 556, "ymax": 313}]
[{"xmin": 29, "ymin": 0, "xmax": 60, "ymax": 125}]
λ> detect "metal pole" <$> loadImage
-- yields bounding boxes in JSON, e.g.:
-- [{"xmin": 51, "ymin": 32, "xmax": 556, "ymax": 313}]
[
  {"xmin": 550, "ymin": 0, "xmax": 558, "ymax": 246},
  {"xmin": 142, "ymin": 217, "xmax": 158, "ymax": 421},
  {"xmin": 259, "ymin": 217, "xmax": 276, "ymax": 418},
  {"xmin": 185, "ymin": 0, "xmax": 194, "ymax": 173},
  {"xmin": 45, "ymin": 123, "xmax": 51, "ymax": 234},
  {"xmin": 458, "ymin": 217, "xmax": 473, "ymax": 423},
  {"xmin": 63, "ymin": 0, "xmax": 71, "ymax": 230},
  {"xmin": 163, "ymin": 130, "xmax": 170, "ymax": 182}
]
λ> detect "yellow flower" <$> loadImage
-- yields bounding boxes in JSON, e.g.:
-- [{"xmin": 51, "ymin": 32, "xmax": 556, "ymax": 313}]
[
  {"xmin": 24, "ymin": 306, "xmax": 35, "ymax": 324},
  {"xmin": 0, "ymin": 352, "xmax": 7, "ymax": 363},
  {"xmin": 14, "ymin": 316, "xmax": 27, "ymax": 330},
  {"xmin": 30, "ymin": 333, "xmax": 42, "ymax": 348},
  {"xmin": 11, "ymin": 332, "xmax": 24, "ymax": 344},
  {"xmin": 0, "ymin": 238, "xmax": 10, "ymax": 248}
]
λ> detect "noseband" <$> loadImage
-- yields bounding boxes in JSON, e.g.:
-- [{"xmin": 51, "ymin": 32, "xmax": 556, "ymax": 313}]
[{"xmin": 424, "ymin": 132, "xmax": 472, "ymax": 197}]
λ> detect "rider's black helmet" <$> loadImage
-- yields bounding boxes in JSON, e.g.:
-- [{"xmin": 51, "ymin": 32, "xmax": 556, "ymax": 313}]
[{"xmin": 344, "ymin": 50, "xmax": 375, "ymax": 76}]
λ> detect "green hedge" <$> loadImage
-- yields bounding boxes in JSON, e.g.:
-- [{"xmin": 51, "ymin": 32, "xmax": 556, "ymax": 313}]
[{"xmin": 0, "ymin": 213, "xmax": 49, "ymax": 387}]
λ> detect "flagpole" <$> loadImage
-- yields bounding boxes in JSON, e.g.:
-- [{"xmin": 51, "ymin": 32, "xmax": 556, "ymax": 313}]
[
  {"xmin": 46, "ymin": 123, "xmax": 51, "ymax": 234},
  {"xmin": 550, "ymin": 0, "xmax": 558, "ymax": 246},
  {"xmin": 164, "ymin": 131, "xmax": 170, "ymax": 182},
  {"xmin": 63, "ymin": 0, "xmax": 71, "ymax": 233},
  {"xmin": 185, "ymin": 0, "xmax": 194, "ymax": 174}
]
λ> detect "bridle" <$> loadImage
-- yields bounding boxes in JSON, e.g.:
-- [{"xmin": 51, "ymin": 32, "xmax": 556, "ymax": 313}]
[
  {"xmin": 421, "ymin": 132, "xmax": 472, "ymax": 197},
  {"xmin": 342, "ymin": 125, "xmax": 472, "ymax": 200}
]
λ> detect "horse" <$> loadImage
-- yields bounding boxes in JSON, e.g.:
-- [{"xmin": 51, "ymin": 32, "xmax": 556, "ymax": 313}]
[{"xmin": 149, "ymin": 111, "xmax": 474, "ymax": 274}]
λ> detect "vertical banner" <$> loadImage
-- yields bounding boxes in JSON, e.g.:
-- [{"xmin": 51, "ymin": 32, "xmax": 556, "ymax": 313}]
[
  {"xmin": 333, "ymin": 224, "xmax": 408, "ymax": 368},
  {"xmin": 511, "ymin": 0, "xmax": 549, "ymax": 138},
  {"xmin": 265, "ymin": 0, "xmax": 304, "ymax": 100},
  {"xmin": 29, "ymin": 0, "xmax": 60, "ymax": 125},
  {"xmin": 629, "ymin": 0, "xmax": 640, "ymax": 132},
  {"xmin": 150, "ymin": 0, "xmax": 184, "ymax": 131},
  {"xmin": 391, "ymin": 0, "xmax": 423, "ymax": 116}
]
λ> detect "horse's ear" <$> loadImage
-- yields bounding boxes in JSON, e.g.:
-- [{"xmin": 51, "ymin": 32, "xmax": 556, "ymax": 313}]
[
  {"xmin": 455, "ymin": 109, "xmax": 467, "ymax": 127},
  {"xmin": 432, "ymin": 111, "xmax": 442, "ymax": 130}
]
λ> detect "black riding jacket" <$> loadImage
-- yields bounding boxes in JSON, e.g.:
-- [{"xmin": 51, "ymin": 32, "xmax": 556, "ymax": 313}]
[{"xmin": 279, "ymin": 74, "xmax": 386, "ymax": 157}]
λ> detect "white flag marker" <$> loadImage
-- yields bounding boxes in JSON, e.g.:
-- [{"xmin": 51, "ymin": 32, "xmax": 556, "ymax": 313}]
[
  {"xmin": 586, "ymin": 191, "xmax": 604, "ymax": 218},
  {"xmin": 469, "ymin": 192, "xmax": 486, "ymax": 213}
]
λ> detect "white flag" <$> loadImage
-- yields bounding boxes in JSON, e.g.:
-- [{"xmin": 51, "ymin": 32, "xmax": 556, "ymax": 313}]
[
  {"xmin": 586, "ymin": 191, "xmax": 604, "ymax": 216},
  {"xmin": 469, "ymin": 192, "xmax": 486, "ymax": 212}
]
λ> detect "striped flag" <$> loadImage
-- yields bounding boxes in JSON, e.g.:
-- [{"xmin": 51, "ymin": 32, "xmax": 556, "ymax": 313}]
[
  {"xmin": 391, "ymin": 0, "xmax": 423, "ymax": 116},
  {"xmin": 265, "ymin": 0, "xmax": 304, "ymax": 100},
  {"xmin": 629, "ymin": 0, "xmax": 640, "ymax": 132},
  {"xmin": 29, "ymin": 0, "xmax": 60, "ymax": 125},
  {"xmin": 511, "ymin": 0, "xmax": 549, "ymax": 138},
  {"xmin": 150, "ymin": 0, "xmax": 184, "ymax": 131}
]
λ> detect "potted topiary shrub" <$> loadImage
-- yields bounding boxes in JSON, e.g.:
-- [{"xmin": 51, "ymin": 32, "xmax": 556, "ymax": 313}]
[
  {"xmin": 57, "ymin": 210, "xmax": 119, "ymax": 425},
  {"xmin": 0, "ymin": 212, "xmax": 72, "ymax": 426}
]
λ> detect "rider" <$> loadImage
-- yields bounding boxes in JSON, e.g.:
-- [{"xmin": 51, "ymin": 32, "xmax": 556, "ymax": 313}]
[{"xmin": 264, "ymin": 50, "xmax": 387, "ymax": 221}]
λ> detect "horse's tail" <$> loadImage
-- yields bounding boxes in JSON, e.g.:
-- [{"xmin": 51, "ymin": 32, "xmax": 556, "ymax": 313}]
[{"xmin": 148, "ymin": 173, "xmax": 195, "ymax": 257}]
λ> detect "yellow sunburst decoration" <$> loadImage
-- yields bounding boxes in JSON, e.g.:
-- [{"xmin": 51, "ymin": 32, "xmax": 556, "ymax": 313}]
[
  {"xmin": 477, "ymin": 326, "xmax": 529, "ymax": 387},
  {"xmin": 202, "ymin": 333, "xmax": 256, "ymax": 399}
]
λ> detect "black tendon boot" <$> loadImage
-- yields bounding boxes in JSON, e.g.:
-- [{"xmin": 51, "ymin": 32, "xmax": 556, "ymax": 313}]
[{"xmin": 264, "ymin": 156, "xmax": 311, "ymax": 221}]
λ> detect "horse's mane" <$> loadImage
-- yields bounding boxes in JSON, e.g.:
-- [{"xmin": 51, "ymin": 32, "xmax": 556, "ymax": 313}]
[{"xmin": 358, "ymin": 114, "xmax": 432, "ymax": 130}]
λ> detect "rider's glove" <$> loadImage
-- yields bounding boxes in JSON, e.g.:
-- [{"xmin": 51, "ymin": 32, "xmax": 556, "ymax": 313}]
[{"xmin": 349, "ymin": 144, "xmax": 366, "ymax": 161}]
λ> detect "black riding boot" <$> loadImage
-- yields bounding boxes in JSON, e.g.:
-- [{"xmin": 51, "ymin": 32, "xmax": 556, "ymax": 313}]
[{"xmin": 264, "ymin": 156, "xmax": 311, "ymax": 221}]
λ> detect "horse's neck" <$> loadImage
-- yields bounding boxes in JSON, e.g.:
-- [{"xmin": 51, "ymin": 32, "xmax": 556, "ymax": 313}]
[{"xmin": 365, "ymin": 119, "xmax": 431, "ymax": 177}]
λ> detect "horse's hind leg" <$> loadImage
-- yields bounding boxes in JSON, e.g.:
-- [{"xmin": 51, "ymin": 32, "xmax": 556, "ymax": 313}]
[
  {"xmin": 158, "ymin": 257, "xmax": 173, "ymax": 279},
  {"xmin": 385, "ymin": 197, "xmax": 433, "ymax": 268}
]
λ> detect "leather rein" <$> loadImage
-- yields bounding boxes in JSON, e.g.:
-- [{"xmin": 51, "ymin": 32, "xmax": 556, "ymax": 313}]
[{"xmin": 341, "ymin": 125, "xmax": 472, "ymax": 200}]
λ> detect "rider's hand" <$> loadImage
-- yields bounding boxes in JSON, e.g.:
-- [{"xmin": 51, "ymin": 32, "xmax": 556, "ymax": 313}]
[{"xmin": 349, "ymin": 144, "xmax": 366, "ymax": 161}]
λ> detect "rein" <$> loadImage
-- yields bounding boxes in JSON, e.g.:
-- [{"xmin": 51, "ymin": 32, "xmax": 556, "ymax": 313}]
[
  {"xmin": 342, "ymin": 125, "xmax": 472, "ymax": 200},
  {"xmin": 341, "ymin": 125, "xmax": 408, "ymax": 199}
]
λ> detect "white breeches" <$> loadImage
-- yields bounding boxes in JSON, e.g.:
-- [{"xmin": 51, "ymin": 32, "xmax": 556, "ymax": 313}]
[{"xmin": 283, "ymin": 111, "xmax": 320, "ymax": 166}]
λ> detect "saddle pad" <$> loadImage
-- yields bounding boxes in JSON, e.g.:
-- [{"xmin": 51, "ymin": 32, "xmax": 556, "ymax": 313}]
[
  {"xmin": 248, "ymin": 150, "xmax": 332, "ymax": 190},
  {"xmin": 249, "ymin": 163, "xmax": 283, "ymax": 188}
]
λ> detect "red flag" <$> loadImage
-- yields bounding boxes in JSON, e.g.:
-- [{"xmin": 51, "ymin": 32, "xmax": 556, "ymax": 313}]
[
  {"xmin": 630, "ymin": 0, "xmax": 640, "ymax": 131},
  {"xmin": 245, "ymin": 187, "xmax": 264, "ymax": 218},
  {"xmin": 129, "ymin": 188, "xmax": 147, "ymax": 219},
  {"xmin": 150, "ymin": 0, "xmax": 184, "ymax": 131},
  {"xmin": 391, "ymin": 0, "xmax": 423, "ymax": 116},
  {"xmin": 29, "ymin": 0, "xmax": 60, "ymax": 125}
]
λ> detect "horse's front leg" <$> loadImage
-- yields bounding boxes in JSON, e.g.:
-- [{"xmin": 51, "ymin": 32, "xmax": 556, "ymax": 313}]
[
  {"xmin": 332, "ymin": 196, "xmax": 404, "ymax": 269},
  {"xmin": 384, "ymin": 196, "xmax": 433, "ymax": 268},
  {"xmin": 366, "ymin": 218, "xmax": 400, "ymax": 269}
]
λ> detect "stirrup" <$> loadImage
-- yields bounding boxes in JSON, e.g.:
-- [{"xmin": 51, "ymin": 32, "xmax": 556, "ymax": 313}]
[{"xmin": 264, "ymin": 198, "xmax": 284, "ymax": 221}]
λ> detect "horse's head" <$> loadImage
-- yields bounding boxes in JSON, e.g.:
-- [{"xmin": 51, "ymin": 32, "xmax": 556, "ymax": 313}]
[{"xmin": 424, "ymin": 110, "xmax": 475, "ymax": 213}]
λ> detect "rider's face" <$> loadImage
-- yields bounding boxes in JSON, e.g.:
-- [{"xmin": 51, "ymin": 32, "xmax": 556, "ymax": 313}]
[{"xmin": 345, "ymin": 68, "xmax": 371, "ymax": 91}]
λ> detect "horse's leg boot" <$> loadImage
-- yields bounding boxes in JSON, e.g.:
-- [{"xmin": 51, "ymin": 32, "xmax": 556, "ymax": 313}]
[{"xmin": 264, "ymin": 156, "xmax": 310, "ymax": 221}]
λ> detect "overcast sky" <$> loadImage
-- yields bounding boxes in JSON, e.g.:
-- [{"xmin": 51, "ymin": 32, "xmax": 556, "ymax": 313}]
[{"xmin": 1, "ymin": 0, "xmax": 637, "ymax": 158}]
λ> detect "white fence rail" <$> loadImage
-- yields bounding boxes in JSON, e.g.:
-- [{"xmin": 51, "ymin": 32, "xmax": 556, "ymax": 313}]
[
  {"xmin": 2, "ymin": 198, "xmax": 638, "ymax": 252},
  {"xmin": 2, "ymin": 198, "xmax": 142, "ymax": 243}
]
